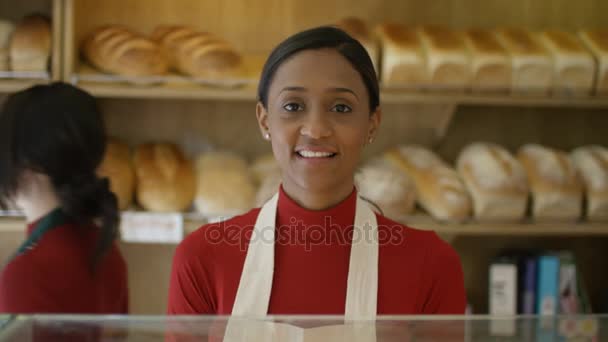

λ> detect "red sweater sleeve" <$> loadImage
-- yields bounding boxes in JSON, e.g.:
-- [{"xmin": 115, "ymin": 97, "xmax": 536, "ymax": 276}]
[
  {"xmin": 167, "ymin": 236, "xmax": 214, "ymax": 315},
  {"xmin": 421, "ymin": 233, "xmax": 467, "ymax": 314}
]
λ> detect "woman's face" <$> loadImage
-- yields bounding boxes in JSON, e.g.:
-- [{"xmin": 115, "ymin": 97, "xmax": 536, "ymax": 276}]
[{"xmin": 257, "ymin": 48, "xmax": 381, "ymax": 196}]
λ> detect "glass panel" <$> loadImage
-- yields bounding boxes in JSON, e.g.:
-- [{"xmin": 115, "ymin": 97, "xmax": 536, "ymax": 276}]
[{"xmin": 0, "ymin": 315, "xmax": 605, "ymax": 341}]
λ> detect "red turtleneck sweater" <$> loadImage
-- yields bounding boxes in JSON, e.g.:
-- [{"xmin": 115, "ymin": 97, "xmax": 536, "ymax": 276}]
[
  {"xmin": 168, "ymin": 187, "xmax": 466, "ymax": 315},
  {"xmin": 0, "ymin": 219, "xmax": 128, "ymax": 314}
]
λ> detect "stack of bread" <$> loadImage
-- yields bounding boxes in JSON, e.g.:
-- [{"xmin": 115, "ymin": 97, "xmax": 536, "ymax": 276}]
[
  {"xmin": 578, "ymin": 30, "xmax": 608, "ymax": 96},
  {"xmin": 571, "ymin": 146, "xmax": 608, "ymax": 221},
  {"xmin": 462, "ymin": 29, "xmax": 512, "ymax": 92},
  {"xmin": 98, "ymin": 139, "xmax": 136, "ymax": 211},
  {"xmin": 133, "ymin": 143, "xmax": 196, "ymax": 212},
  {"xmin": 194, "ymin": 151, "xmax": 256, "ymax": 219},
  {"xmin": 355, "ymin": 158, "xmax": 416, "ymax": 220},
  {"xmin": 385, "ymin": 145, "xmax": 471, "ymax": 222}
]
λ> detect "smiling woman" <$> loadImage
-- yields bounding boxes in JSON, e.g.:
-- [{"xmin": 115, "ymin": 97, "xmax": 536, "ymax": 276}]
[{"xmin": 167, "ymin": 27, "xmax": 466, "ymax": 316}]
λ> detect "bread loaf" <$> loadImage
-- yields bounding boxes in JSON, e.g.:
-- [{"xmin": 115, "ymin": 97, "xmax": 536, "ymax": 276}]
[
  {"xmin": 9, "ymin": 14, "xmax": 51, "ymax": 72},
  {"xmin": 355, "ymin": 159, "xmax": 416, "ymax": 220},
  {"xmin": 538, "ymin": 30, "xmax": 595, "ymax": 96},
  {"xmin": 494, "ymin": 28, "xmax": 553, "ymax": 94},
  {"xmin": 151, "ymin": 25, "xmax": 243, "ymax": 80},
  {"xmin": 462, "ymin": 29, "xmax": 511, "ymax": 92},
  {"xmin": 456, "ymin": 143, "xmax": 528, "ymax": 221},
  {"xmin": 335, "ymin": 17, "xmax": 379, "ymax": 73},
  {"xmin": 518, "ymin": 144, "xmax": 583, "ymax": 221},
  {"xmin": 97, "ymin": 140, "xmax": 135, "ymax": 210},
  {"xmin": 571, "ymin": 146, "xmax": 608, "ymax": 221},
  {"xmin": 375, "ymin": 23, "xmax": 428, "ymax": 87},
  {"xmin": 578, "ymin": 30, "xmax": 608, "ymax": 95},
  {"xmin": 417, "ymin": 27, "xmax": 472, "ymax": 90},
  {"xmin": 83, "ymin": 25, "xmax": 168, "ymax": 77},
  {"xmin": 385, "ymin": 145, "xmax": 471, "ymax": 222},
  {"xmin": 134, "ymin": 143, "xmax": 195, "ymax": 212},
  {"xmin": 0, "ymin": 20, "xmax": 15, "ymax": 70},
  {"xmin": 194, "ymin": 151, "xmax": 255, "ymax": 218}
]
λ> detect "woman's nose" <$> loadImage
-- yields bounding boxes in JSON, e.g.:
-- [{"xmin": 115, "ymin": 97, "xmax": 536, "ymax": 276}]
[{"xmin": 299, "ymin": 111, "xmax": 332, "ymax": 139}]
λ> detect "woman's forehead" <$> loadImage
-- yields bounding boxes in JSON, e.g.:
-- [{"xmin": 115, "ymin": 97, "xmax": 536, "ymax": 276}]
[{"xmin": 268, "ymin": 48, "xmax": 367, "ymax": 96}]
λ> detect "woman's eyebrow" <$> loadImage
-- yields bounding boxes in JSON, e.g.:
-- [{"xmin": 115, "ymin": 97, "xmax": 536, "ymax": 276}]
[
  {"xmin": 280, "ymin": 86, "xmax": 306, "ymax": 95},
  {"xmin": 326, "ymin": 87, "xmax": 359, "ymax": 100}
]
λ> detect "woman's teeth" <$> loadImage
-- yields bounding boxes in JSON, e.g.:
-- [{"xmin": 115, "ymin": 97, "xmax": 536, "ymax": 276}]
[{"xmin": 297, "ymin": 150, "xmax": 336, "ymax": 158}]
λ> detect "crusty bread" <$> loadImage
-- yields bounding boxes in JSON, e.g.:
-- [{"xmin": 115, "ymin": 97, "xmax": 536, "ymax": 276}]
[
  {"xmin": 134, "ymin": 143, "xmax": 195, "ymax": 212},
  {"xmin": 355, "ymin": 158, "xmax": 416, "ymax": 220},
  {"xmin": 578, "ymin": 29, "xmax": 608, "ymax": 95},
  {"xmin": 0, "ymin": 20, "xmax": 15, "ymax": 70},
  {"xmin": 537, "ymin": 30, "xmax": 595, "ymax": 96},
  {"xmin": 456, "ymin": 143, "xmax": 528, "ymax": 221},
  {"xmin": 9, "ymin": 14, "xmax": 51, "ymax": 72},
  {"xmin": 518, "ymin": 144, "xmax": 583, "ymax": 221},
  {"xmin": 335, "ymin": 17, "xmax": 379, "ymax": 73},
  {"xmin": 151, "ymin": 25, "xmax": 243, "ymax": 80},
  {"xmin": 97, "ymin": 139, "xmax": 135, "ymax": 210},
  {"xmin": 83, "ymin": 25, "xmax": 168, "ymax": 77},
  {"xmin": 462, "ymin": 29, "xmax": 511, "ymax": 92},
  {"xmin": 375, "ymin": 23, "xmax": 428, "ymax": 87},
  {"xmin": 194, "ymin": 151, "xmax": 256, "ymax": 218},
  {"xmin": 494, "ymin": 28, "xmax": 553, "ymax": 95},
  {"xmin": 385, "ymin": 145, "xmax": 471, "ymax": 222},
  {"xmin": 571, "ymin": 145, "xmax": 608, "ymax": 221},
  {"xmin": 417, "ymin": 26, "xmax": 472, "ymax": 91}
]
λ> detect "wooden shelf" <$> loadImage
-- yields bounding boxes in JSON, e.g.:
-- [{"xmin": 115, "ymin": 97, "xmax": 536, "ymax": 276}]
[
  {"xmin": 73, "ymin": 81, "xmax": 608, "ymax": 108},
  {"xmin": 1, "ymin": 216, "xmax": 607, "ymax": 238}
]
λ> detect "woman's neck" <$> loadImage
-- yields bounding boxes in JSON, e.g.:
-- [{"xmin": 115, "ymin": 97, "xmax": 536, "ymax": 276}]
[
  {"xmin": 281, "ymin": 178, "xmax": 355, "ymax": 211},
  {"xmin": 15, "ymin": 173, "xmax": 61, "ymax": 224}
]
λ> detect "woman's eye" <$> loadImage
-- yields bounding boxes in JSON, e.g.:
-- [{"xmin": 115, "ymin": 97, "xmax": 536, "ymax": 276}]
[
  {"xmin": 283, "ymin": 103, "xmax": 303, "ymax": 112},
  {"xmin": 332, "ymin": 104, "xmax": 352, "ymax": 113}
]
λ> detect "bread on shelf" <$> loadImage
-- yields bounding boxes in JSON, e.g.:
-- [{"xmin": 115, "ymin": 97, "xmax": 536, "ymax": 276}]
[
  {"xmin": 571, "ymin": 145, "xmax": 608, "ymax": 221},
  {"xmin": 9, "ymin": 14, "xmax": 51, "ymax": 72},
  {"xmin": 457, "ymin": 142, "xmax": 528, "ymax": 221},
  {"xmin": 537, "ymin": 30, "xmax": 595, "ymax": 96},
  {"xmin": 0, "ymin": 20, "xmax": 15, "ymax": 71},
  {"xmin": 417, "ymin": 26, "xmax": 472, "ymax": 91},
  {"xmin": 83, "ymin": 25, "xmax": 169, "ymax": 77},
  {"xmin": 494, "ymin": 28, "xmax": 553, "ymax": 95},
  {"xmin": 151, "ymin": 25, "xmax": 243, "ymax": 80},
  {"xmin": 194, "ymin": 151, "xmax": 256, "ymax": 218},
  {"xmin": 462, "ymin": 29, "xmax": 512, "ymax": 92},
  {"xmin": 578, "ymin": 29, "xmax": 608, "ymax": 96},
  {"xmin": 518, "ymin": 144, "xmax": 583, "ymax": 221},
  {"xmin": 355, "ymin": 158, "xmax": 416, "ymax": 220},
  {"xmin": 375, "ymin": 23, "xmax": 428, "ymax": 87},
  {"xmin": 97, "ymin": 139, "xmax": 135, "ymax": 210},
  {"xmin": 385, "ymin": 145, "xmax": 471, "ymax": 222},
  {"xmin": 133, "ymin": 143, "xmax": 195, "ymax": 212}
]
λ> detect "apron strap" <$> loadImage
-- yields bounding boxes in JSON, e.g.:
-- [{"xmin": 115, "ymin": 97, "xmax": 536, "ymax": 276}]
[{"xmin": 231, "ymin": 193, "xmax": 279, "ymax": 317}]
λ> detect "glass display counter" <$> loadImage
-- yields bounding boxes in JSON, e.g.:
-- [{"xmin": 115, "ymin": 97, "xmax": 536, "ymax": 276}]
[{"xmin": 0, "ymin": 314, "xmax": 604, "ymax": 341}]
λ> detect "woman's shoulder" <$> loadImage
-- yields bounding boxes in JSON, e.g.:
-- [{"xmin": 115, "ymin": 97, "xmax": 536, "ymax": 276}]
[{"xmin": 375, "ymin": 214, "xmax": 459, "ymax": 258}]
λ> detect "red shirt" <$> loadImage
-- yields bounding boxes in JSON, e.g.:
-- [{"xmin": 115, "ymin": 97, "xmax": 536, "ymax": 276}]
[
  {"xmin": 168, "ymin": 187, "xmax": 466, "ymax": 315},
  {"xmin": 0, "ymin": 219, "xmax": 128, "ymax": 314}
]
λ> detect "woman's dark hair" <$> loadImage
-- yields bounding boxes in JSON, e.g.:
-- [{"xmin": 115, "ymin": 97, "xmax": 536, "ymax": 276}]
[
  {"xmin": 0, "ymin": 82, "xmax": 118, "ymax": 270},
  {"xmin": 258, "ymin": 26, "xmax": 380, "ymax": 112}
]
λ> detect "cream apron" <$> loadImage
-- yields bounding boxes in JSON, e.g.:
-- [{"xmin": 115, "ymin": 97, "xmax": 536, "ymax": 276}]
[{"xmin": 223, "ymin": 192, "xmax": 379, "ymax": 341}]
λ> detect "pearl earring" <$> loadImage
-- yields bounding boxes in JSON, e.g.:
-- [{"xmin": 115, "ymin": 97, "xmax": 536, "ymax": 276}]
[
  {"xmin": 368, "ymin": 136, "xmax": 374, "ymax": 144},
  {"xmin": 264, "ymin": 133, "xmax": 271, "ymax": 140}
]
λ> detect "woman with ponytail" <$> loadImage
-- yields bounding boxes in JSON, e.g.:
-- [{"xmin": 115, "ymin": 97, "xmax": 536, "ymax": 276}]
[{"xmin": 0, "ymin": 82, "xmax": 128, "ymax": 314}]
